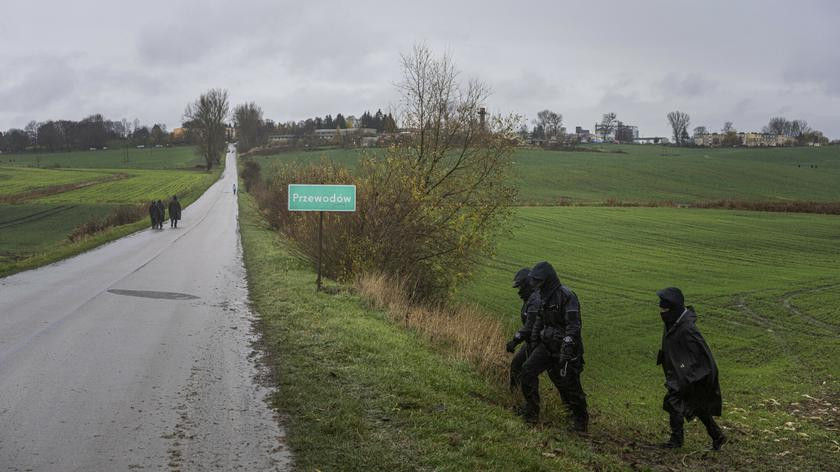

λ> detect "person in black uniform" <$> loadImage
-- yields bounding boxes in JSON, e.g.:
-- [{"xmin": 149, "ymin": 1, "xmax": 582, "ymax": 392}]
[
  {"xmin": 506, "ymin": 268, "xmax": 541, "ymax": 392},
  {"xmin": 656, "ymin": 287, "xmax": 726, "ymax": 450},
  {"xmin": 155, "ymin": 200, "xmax": 165, "ymax": 229},
  {"xmin": 168, "ymin": 195, "xmax": 182, "ymax": 228},
  {"xmin": 148, "ymin": 201, "xmax": 157, "ymax": 230},
  {"xmin": 518, "ymin": 261, "xmax": 589, "ymax": 432}
]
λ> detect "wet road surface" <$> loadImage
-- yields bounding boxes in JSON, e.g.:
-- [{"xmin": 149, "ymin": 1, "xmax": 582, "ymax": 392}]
[{"xmin": 0, "ymin": 147, "xmax": 291, "ymax": 471}]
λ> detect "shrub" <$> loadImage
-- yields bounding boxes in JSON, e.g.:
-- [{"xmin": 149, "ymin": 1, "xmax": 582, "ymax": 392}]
[{"xmin": 239, "ymin": 157, "xmax": 261, "ymax": 192}]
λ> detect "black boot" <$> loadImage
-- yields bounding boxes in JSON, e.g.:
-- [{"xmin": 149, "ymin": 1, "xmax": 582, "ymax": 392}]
[
  {"xmin": 569, "ymin": 413, "xmax": 588, "ymax": 433},
  {"xmin": 514, "ymin": 405, "xmax": 539, "ymax": 425},
  {"xmin": 660, "ymin": 412, "xmax": 684, "ymax": 448},
  {"xmin": 659, "ymin": 433, "xmax": 683, "ymax": 449},
  {"xmin": 568, "ymin": 406, "xmax": 589, "ymax": 433},
  {"xmin": 699, "ymin": 414, "xmax": 726, "ymax": 450}
]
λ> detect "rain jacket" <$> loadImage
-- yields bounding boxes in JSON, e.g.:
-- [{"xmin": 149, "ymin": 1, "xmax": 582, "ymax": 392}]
[
  {"xmin": 530, "ymin": 262, "xmax": 583, "ymax": 360},
  {"xmin": 168, "ymin": 199, "xmax": 182, "ymax": 221},
  {"xmin": 657, "ymin": 307, "xmax": 723, "ymax": 418}
]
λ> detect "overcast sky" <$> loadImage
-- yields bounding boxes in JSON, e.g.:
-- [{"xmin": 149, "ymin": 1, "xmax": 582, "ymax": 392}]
[{"xmin": 2, "ymin": 0, "xmax": 839, "ymax": 138}]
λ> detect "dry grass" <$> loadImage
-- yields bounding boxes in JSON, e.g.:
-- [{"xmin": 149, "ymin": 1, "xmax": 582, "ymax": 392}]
[
  {"xmin": 67, "ymin": 204, "xmax": 147, "ymax": 242},
  {"xmin": 356, "ymin": 273, "xmax": 510, "ymax": 385}
]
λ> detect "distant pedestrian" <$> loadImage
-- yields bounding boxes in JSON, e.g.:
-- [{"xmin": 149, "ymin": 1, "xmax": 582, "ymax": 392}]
[
  {"xmin": 168, "ymin": 195, "xmax": 182, "ymax": 228},
  {"xmin": 155, "ymin": 200, "xmax": 165, "ymax": 230},
  {"xmin": 148, "ymin": 201, "xmax": 157, "ymax": 230},
  {"xmin": 656, "ymin": 287, "xmax": 726, "ymax": 450},
  {"xmin": 233, "ymin": 183, "xmax": 237, "ymax": 195},
  {"xmin": 506, "ymin": 268, "xmax": 541, "ymax": 392}
]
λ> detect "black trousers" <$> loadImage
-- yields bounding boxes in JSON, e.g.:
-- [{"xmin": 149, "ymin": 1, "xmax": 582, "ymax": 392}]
[
  {"xmin": 664, "ymin": 391, "xmax": 722, "ymax": 440},
  {"xmin": 520, "ymin": 343, "xmax": 587, "ymax": 418},
  {"xmin": 509, "ymin": 343, "xmax": 531, "ymax": 390}
]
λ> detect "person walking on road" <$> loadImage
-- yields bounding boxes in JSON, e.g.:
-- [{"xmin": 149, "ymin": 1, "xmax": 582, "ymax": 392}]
[
  {"xmin": 168, "ymin": 195, "xmax": 182, "ymax": 228},
  {"xmin": 506, "ymin": 268, "xmax": 541, "ymax": 392},
  {"xmin": 233, "ymin": 183, "xmax": 237, "ymax": 195},
  {"xmin": 518, "ymin": 261, "xmax": 589, "ymax": 432},
  {"xmin": 148, "ymin": 201, "xmax": 157, "ymax": 230},
  {"xmin": 656, "ymin": 287, "xmax": 726, "ymax": 450},
  {"xmin": 154, "ymin": 200, "xmax": 165, "ymax": 230}
]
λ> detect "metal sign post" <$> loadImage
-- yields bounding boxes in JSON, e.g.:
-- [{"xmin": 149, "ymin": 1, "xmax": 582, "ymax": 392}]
[
  {"xmin": 288, "ymin": 184, "xmax": 357, "ymax": 291},
  {"xmin": 316, "ymin": 210, "xmax": 323, "ymax": 290}
]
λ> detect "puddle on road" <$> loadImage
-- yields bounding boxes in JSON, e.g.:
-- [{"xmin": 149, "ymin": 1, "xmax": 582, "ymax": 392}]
[{"xmin": 107, "ymin": 289, "xmax": 200, "ymax": 300}]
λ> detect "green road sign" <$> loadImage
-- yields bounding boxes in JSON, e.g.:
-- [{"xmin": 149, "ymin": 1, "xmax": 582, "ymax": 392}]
[{"xmin": 288, "ymin": 184, "xmax": 356, "ymax": 212}]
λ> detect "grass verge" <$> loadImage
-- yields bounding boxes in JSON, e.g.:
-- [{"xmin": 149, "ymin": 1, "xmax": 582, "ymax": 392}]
[{"xmin": 238, "ymin": 190, "xmax": 627, "ymax": 471}]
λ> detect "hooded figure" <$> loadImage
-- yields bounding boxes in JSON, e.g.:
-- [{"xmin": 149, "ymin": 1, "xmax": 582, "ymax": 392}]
[
  {"xmin": 154, "ymin": 200, "xmax": 165, "ymax": 229},
  {"xmin": 506, "ymin": 268, "xmax": 541, "ymax": 391},
  {"xmin": 148, "ymin": 201, "xmax": 157, "ymax": 230},
  {"xmin": 168, "ymin": 195, "xmax": 182, "ymax": 228},
  {"xmin": 656, "ymin": 287, "xmax": 726, "ymax": 450},
  {"xmin": 518, "ymin": 261, "xmax": 588, "ymax": 432}
]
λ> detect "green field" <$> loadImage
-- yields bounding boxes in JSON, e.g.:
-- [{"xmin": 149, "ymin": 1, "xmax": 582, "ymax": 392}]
[
  {"xmin": 253, "ymin": 145, "xmax": 840, "ymax": 204},
  {"xmin": 32, "ymin": 170, "xmax": 212, "ymax": 204},
  {"xmin": 0, "ymin": 145, "xmax": 204, "ymax": 170},
  {"xmin": 0, "ymin": 167, "xmax": 117, "ymax": 197},
  {"xmin": 0, "ymin": 146, "xmax": 219, "ymax": 276},
  {"xmin": 460, "ymin": 206, "xmax": 840, "ymax": 470}
]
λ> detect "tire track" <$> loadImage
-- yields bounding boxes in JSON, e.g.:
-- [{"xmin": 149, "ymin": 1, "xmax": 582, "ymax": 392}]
[{"xmin": 780, "ymin": 284, "xmax": 840, "ymax": 335}]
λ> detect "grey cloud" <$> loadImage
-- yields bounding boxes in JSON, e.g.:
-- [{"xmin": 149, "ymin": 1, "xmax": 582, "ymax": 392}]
[
  {"xmin": 731, "ymin": 98, "xmax": 754, "ymax": 117},
  {"xmin": 660, "ymin": 73, "xmax": 717, "ymax": 98},
  {"xmin": 783, "ymin": 53, "xmax": 840, "ymax": 96},
  {"xmin": 0, "ymin": 55, "xmax": 77, "ymax": 112}
]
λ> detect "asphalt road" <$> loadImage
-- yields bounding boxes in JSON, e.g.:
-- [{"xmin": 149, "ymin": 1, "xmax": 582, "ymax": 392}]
[{"xmin": 0, "ymin": 146, "xmax": 291, "ymax": 471}]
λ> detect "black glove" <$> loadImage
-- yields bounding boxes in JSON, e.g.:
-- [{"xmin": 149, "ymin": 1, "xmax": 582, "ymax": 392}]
[{"xmin": 506, "ymin": 339, "xmax": 518, "ymax": 353}]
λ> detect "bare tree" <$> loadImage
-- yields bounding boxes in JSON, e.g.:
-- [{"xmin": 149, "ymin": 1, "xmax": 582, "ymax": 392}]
[
  {"xmin": 721, "ymin": 122, "xmax": 740, "ymax": 146},
  {"xmin": 233, "ymin": 102, "xmax": 265, "ymax": 152},
  {"xmin": 764, "ymin": 117, "xmax": 791, "ymax": 136},
  {"xmin": 184, "ymin": 89, "xmax": 229, "ymax": 171},
  {"xmin": 24, "ymin": 121, "xmax": 39, "ymax": 149},
  {"xmin": 693, "ymin": 126, "xmax": 708, "ymax": 137},
  {"xmin": 790, "ymin": 119, "xmax": 810, "ymax": 137},
  {"xmin": 598, "ymin": 112, "xmax": 617, "ymax": 142},
  {"xmin": 373, "ymin": 43, "xmax": 519, "ymax": 293},
  {"xmin": 667, "ymin": 111, "xmax": 691, "ymax": 145},
  {"xmin": 536, "ymin": 109, "xmax": 563, "ymax": 140}
]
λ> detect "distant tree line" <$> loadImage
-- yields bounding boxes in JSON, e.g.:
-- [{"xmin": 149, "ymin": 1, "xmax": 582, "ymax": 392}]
[
  {"xmin": 0, "ymin": 115, "xmax": 170, "ymax": 153},
  {"xmin": 762, "ymin": 117, "xmax": 828, "ymax": 145},
  {"xmin": 670, "ymin": 112, "xmax": 829, "ymax": 147},
  {"xmin": 270, "ymin": 109, "xmax": 397, "ymax": 138}
]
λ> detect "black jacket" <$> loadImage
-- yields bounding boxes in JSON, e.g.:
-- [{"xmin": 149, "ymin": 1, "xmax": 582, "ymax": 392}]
[
  {"xmin": 513, "ymin": 291, "xmax": 541, "ymax": 344},
  {"xmin": 657, "ymin": 307, "xmax": 722, "ymax": 417},
  {"xmin": 533, "ymin": 285, "xmax": 583, "ymax": 359},
  {"xmin": 168, "ymin": 200, "xmax": 182, "ymax": 220}
]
